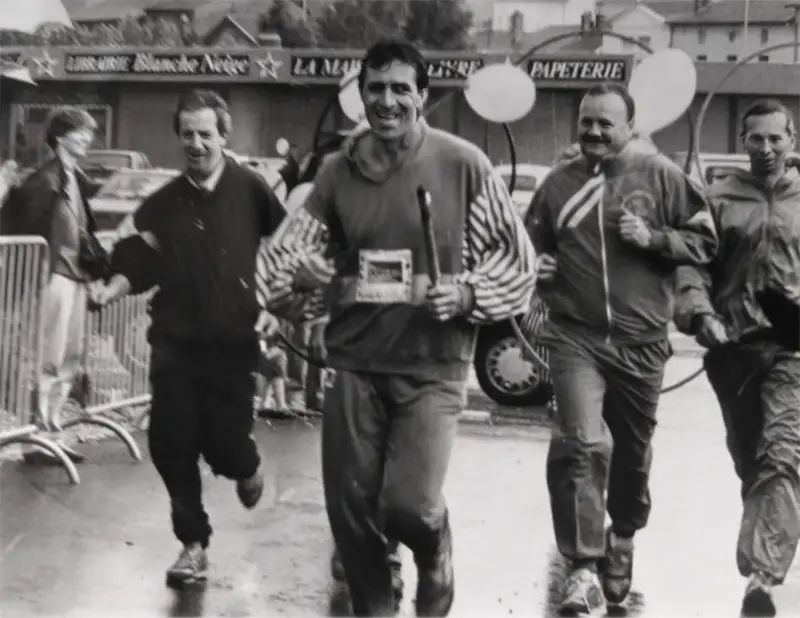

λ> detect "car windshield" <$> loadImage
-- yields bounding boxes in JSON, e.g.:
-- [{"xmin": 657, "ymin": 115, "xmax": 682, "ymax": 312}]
[
  {"xmin": 96, "ymin": 172, "xmax": 175, "ymax": 200},
  {"xmin": 84, "ymin": 152, "xmax": 134, "ymax": 170},
  {"xmin": 500, "ymin": 174, "xmax": 538, "ymax": 192}
]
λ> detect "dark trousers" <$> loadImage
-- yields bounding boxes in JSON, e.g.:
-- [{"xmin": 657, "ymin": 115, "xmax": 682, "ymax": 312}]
[
  {"xmin": 705, "ymin": 343, "xmax": 800, "ymax": 584},
  {"xmin": 148, "ymin": 338, "xmax": 261, "ymax": 549},
  {"xmin": 322, "ymin": 370, "xmax": 464, "ymax": 616},
  {"xmin": 544, "ymin": 324, "xmax": 669, "ymax": 561}
]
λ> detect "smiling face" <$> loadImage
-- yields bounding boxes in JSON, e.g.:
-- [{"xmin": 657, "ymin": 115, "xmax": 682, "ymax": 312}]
[
  {"xmin": 361, "ymin": 60, "xmax": 427, "ymax": 141},
  {"xmin": 57, "ymin": 127, "xmax": 95, "ymax": 161},
  {"xmin": 578, "ymin": 92, "xmax": 634, "ymax": 161},
  {"xmin": 742, "ymin": 111, "xmax": 796, "ymax": 179},
  {"xmin": 177, "ymin": 107, "xmax": 227, "ymax": 178}
]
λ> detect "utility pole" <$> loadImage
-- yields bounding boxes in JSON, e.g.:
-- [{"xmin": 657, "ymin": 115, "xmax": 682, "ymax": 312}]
[{"xmin": 787, "ymin": 2, "xmax": 800, "ymax": 63}]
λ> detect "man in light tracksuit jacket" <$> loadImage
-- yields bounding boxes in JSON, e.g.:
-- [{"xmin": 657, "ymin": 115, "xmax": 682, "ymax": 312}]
[
  {"xmin": 525, "ymin": 82, "xmax": 718, "ymax": 616},
  {"xmin": 675, "ymin": 99, "xmax": 800, "ymax": 618}
]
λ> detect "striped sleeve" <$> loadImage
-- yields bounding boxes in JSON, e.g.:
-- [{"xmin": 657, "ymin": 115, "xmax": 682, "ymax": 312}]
[
  {"xmin": 255, "ymin": 206, "xmax": 330, "ymax": 325},
  {"xmin": 454, "ymin": 168, "xmax": 538, "ymax": 324}
]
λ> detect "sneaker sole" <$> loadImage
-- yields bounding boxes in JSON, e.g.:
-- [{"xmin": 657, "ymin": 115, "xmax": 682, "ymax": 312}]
[
  {"xmin": 558, "ymin": 598, "xmax": 607, "ymax": 617},
  {"xmin": 603, "ymin": 578, "xmax": 632, "ymax": 606},
  {"xmin": 742, "ymin": 587, "xmax": 777, "ymax": 617}
]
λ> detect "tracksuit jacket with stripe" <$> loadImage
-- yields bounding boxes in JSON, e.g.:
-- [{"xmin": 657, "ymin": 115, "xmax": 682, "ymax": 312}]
[
  {"xmin": 525, "ymin": 144, "xmax": 719, "ymax": 345},
  {"xmin": 257, "ymin": 120, "xmax": 538, "ymax": 381}
]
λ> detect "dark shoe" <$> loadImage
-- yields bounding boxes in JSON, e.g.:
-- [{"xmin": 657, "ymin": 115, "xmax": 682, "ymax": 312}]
[
  {"xmin": 559, "ymin": 567, "xmax": 606, "ymax": 616},
  {"xmin": 331, "ymin": 545, "xmax": 404, "ymax": 608},
  {"xmin": 236, "ymin": 469, "xmax": 264, "ymax": 509},
  {"xmin": 166, "ymin": 545, "xmax": 208, "ymax": 588},
  {"xmin": 415, "ymin": 522, "xmax": 454, "ymax": 617},
  {"xmin": 601, "ymin": 528, "xmax": 634, "ymax": 605},
  {"xmin": 742, "ymin": 572, "xmax": 777, "ymax": 617}
]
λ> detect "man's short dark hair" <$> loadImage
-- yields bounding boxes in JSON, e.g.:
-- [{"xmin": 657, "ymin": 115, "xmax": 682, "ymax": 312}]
[
  {"xmin": 583, "ymin": 83, "xmax": 636, "ymax": 122},
  {"xmin": 173, "ymin": 89, "xmax": 232, "ymax": 137},
  {"xmin": 45, "ymin": 107, "xmax": 98, "ymax": 149},
  {"xmin": 358, "ymin": 40, "xmax": 429, "ymax": 92},
  {"xmin": 741, "ymin": 99, "xmax": 795, "ymax": 137}
]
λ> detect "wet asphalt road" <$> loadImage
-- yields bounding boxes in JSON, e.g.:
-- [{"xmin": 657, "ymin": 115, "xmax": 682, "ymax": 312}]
[{"xmin": 3, "ymin": 356, "xmax": 800, "ymax": 617}]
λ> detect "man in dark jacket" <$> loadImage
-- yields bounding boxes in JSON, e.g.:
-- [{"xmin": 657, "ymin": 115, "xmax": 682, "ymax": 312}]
[
  {"xmin": 93, "ymin": 89, "xmax": 285, "ymax": 588},
  {"xmin": 525, "ymin": 83, "xmax": 718, "ymax": 615},
  {"xmin": 675, "ymin": 99, "xmax": 800, "ymax": 617},
  {"xmin": 1, "ymin": 107, "xmax": 103, "ymax": 464}
]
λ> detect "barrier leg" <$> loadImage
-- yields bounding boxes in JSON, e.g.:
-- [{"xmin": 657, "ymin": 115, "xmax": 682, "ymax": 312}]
[
  {"xmin": 61, "ymin": 416, "xmax": 142, "ymax": 462},
  {"xmin": 0, "ymin": 426, "xmax": 81, "ymax": 485}
]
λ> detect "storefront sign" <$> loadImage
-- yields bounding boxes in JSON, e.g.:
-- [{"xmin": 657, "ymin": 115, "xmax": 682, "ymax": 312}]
[
  {"xmin": 290, "ymin": 56, "xmax": 484, "ymax": 81},
  {"xmin": 526, "ymin": 59, "xmax": 627, "ymax": 82},
  {"xmin": 64, "ymin": 52, "xmax": 251, "ymax": 77}
]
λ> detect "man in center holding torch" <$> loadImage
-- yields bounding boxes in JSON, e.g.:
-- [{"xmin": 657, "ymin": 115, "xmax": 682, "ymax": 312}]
[{"xmin": 260, "ymin": 40, "xmax": 537, "ymax": 617}]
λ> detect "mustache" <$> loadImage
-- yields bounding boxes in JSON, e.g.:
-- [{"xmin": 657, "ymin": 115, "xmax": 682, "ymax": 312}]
[{"xmin": 580, "ymin": 135, "xmax": 610, "ymax": 144}]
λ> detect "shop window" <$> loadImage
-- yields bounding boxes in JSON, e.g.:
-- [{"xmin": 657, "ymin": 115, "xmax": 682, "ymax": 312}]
[{"xmin": 9, "ymin": 103, "xmax": 112, "ymax": 168}]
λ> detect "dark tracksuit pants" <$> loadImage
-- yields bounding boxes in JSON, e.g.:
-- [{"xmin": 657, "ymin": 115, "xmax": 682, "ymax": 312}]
[
  {"xmin": 148, "ymin": 337, "xmax": 261, "ymax": 549},
  {"xmin": 322, "ymin": 369, "xmax": 464, "ymax": 616},
  {"xmin": 704, "ymin": 342, "xmax": 800, "ymax": 584},
  {"xmin": 544, "ymin": 323, "xmax": 670, "ymax": 561}
]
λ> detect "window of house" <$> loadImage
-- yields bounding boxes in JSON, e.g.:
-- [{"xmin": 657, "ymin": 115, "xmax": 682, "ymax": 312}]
[
  {"xmin": 697, "ymin": 54, "xmax": 708, "ymax": 61},
  {"xmin": 728, "ymin": 28, "xmax": 738, "ymax": 42},
  {"xmin": 761, "ymin": 28, "xmax": 769, "ymax": 44},
  {"xmin": 758, "ymin": 54, "xmax": 770, "ymax": 62},
  {"xmin": 726, "ymin": 54, "xmax": 738, "ymax": 61},
  {"xmin": 698, "ymin": 27, "xmax": 706, "ymax": 43}
]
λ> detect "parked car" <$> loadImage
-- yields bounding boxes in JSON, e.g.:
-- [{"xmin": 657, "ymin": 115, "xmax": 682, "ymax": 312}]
[
  {"xmin": 470, "ymin": 163, "xmax": 553, "ymax": 407},
  {"xmin": 83, "ymin": 149, "xmax": 152, "ymax": 183},
  {"xmin": 90, "ymin": 168, "xmax": 180, "ymax": 232},
  {"xmin": 670, "ymin": 151, "xmax": 750, "ymax": 186},
  {"xmin": 494, "ymin": 163, "xmax": 551, "ymax": 218}
]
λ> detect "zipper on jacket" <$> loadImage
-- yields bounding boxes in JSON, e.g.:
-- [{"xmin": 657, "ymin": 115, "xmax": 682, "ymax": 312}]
[{"xmin": 597, "ymin": 186, "xmax": 613, "ymax": 343}]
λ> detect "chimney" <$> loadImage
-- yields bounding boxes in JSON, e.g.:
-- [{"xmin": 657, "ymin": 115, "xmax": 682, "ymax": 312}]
[
  {"xmin": 580, "ymin": 10, "xmax": 594, "ymax": 34},
  {"xmin": 595, "ymin": 12, "xmax": 607, "ymax": 31}
]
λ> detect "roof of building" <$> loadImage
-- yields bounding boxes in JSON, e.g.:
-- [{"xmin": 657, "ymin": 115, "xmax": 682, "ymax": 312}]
[
  {"xmin": 668, "ymin": 1, "xmax": 796, "ymax": 25},
  {"xmin": 695, "ymin": 61, "xmax": 800, "ymax": 94},
  {"xmin": 470, "ymin": 25, "xmax": 602, "ymax": 52}
]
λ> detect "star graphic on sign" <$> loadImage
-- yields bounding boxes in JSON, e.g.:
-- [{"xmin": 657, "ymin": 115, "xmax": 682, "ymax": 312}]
[
  {"xmin": 31, "ymin": 50, "xmax": 58, "ymax": 78},
  {"xmin": 256, "ymin": 52, "xmax": 283, "ymax": 80}
]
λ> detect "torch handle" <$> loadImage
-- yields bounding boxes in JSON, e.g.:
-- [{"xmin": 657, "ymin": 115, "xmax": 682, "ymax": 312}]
[{"xmin": 417, "ymin": 186, "xmax": 441, "ymax": 287}]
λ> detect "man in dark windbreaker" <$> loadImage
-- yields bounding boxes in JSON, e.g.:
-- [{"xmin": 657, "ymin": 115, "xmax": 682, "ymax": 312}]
[
  {"xmin": 525, "ymin": 82, "xmax": 718, "ymax": 616},
  {"xmin": 675, "ymin": 99, "xmax": 800, "ymax": 618}
]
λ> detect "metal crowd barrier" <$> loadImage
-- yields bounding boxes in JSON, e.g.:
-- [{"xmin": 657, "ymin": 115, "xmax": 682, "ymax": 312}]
[
  {"xmin": 0, "ymin": 235, "xmax": 144, "ymax": 483},
  {"xmin": 0, "ymin": 236, "xmax": 82, "ymax": 482}
]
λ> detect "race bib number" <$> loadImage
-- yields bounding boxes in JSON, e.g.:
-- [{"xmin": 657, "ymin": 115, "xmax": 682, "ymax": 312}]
[{"xmin": 355, "ymin": 249, "xmax": 412, "ymax": 304}]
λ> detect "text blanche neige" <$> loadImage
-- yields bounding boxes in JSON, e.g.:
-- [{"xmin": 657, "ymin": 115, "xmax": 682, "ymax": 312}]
[{"xmin": 65, "ymin": 52, "xmax": 250, "ymax": 76}]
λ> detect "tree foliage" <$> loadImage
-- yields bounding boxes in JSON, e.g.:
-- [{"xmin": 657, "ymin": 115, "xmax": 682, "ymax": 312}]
[
  {"xmin": 314, "ymin": 0, "xmax": 411, "ymax": 49},
  {"xmin": 403, "ymin": 0, "xmax": 474, "ymax": 50},
  {"xmin": 0, "ymin": 0, "xmax": 475, "ymax": 50},
  {"xmin": 262, "ymin": 0, "xmax": 317, "ymax": 48}
]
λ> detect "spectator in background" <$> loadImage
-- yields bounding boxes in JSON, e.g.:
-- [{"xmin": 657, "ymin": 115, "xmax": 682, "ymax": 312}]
[
  {"xmin": 0, "ymin": 107, "xmax": 105, "ymax": 464},
  {"xmin": 0, "ymin": 160, "xmax": 19, "ymax": 208}
]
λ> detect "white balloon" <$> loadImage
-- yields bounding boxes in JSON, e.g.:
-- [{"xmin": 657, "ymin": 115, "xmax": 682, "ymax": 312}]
[
  {"xmin": 338, "ymin": 68, "xmax": 365, "ymax": 124},
  {"xmin": 464, "ymin": 60, "xmax": 536, "ymax": 124},
  {"xmin": 628, "ymin": 49, "xmax": 697, "ymax": 136}
]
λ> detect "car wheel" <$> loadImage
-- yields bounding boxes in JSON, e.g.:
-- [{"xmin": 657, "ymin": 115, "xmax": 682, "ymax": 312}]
[{"xmin": 474, "ymin": 321, "xmax": 552, "ymax": 407}]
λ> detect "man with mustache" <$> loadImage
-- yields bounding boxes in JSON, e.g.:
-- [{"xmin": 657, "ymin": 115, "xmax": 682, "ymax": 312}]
[
  {"xmin": 93, "ymin": 89, "xmax": 286, "ymax": 588},
  {"xmin": 525, "ymin": 83, "xmax": 718, "ymax": 616},
  {"xmin": 260, "ymin": 40, "xmax": 536, "ymax": 616},
  {"xmin": 675, "ymin": 99, "xmax": 800, "ymax": 617}
]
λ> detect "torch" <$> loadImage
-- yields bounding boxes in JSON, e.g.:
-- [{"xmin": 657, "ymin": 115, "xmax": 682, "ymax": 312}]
[{"xmin": 417, "ymin": 186, "xmax": 441, "ymax": 287}]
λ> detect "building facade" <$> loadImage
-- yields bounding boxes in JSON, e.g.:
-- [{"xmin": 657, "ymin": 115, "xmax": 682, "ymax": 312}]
[{"xmin": 0, "ymin": 46, "xmax": 633, "ymax": 168}]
